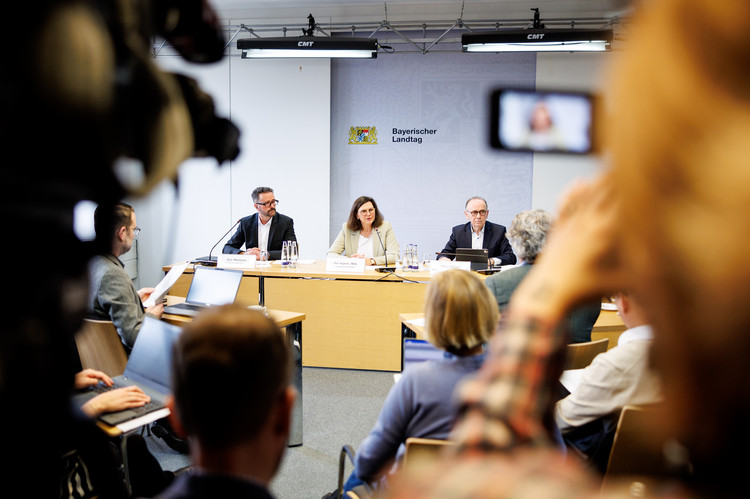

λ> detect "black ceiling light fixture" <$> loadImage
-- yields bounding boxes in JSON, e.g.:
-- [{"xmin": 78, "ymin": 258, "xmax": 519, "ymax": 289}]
[
  {"xmin": 462, "ymin": 8, "xmax": 613, "ymax": 53},
  {"xmin": 237, "ymin": 14, "xmax": 378, "ymax": 59}
]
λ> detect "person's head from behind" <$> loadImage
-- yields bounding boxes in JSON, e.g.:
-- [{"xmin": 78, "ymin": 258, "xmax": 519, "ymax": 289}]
[
  {"xmin": 169, "ymin": 304, "xmax": 294, "ymax": 480},
  {"xmin": 347, "ymin": 195, "xmax": 383, "ymax": 232},
  {"xmin": 424, "ymin": 269, "xmax": 498, "ymax": 356},
  {"xmin": 506, "ymin": 209, "xmax": 552, "ymax": 264},
  {"xmin": 607, "ymin": 0, "xmax": 750, "ymax": 474},
  {"xmin": 612, "ymin": 291, "xmax": 650, "ymax": 331},
  {"xmin": 94, "ymin": 202, "xmax": 137, "ymax": 255}
]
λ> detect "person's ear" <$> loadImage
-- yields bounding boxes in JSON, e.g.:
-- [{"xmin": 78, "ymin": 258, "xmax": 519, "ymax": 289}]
[
  {"xmin": 166, "ymin": 396, "xmax": 187, "ymax": 437},
  {"xmin": 116, "ymin": 225, "xmax": 127, "ymax": 242},
  {"xmin": 273, "ymin": 386, "xmax": 296, "ymax": 438}
]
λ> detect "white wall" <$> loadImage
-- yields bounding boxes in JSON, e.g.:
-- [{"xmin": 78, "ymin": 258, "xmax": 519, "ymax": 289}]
[{"xmin": 531, "ymin": 53, "xmax": 610, "ymax": 212}]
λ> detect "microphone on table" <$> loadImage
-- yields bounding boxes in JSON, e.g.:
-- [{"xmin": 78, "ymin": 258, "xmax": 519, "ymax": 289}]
[
  {"xmin": 191, "ymin": 219, "xmax": 241, "ymax": 266},
  {"xmin": 374, "ymin": 227, "xmax": 396, "ymax": 273}
]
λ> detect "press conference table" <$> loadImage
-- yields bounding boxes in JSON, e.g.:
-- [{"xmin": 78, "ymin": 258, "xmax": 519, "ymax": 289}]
[
  {"xmin": 166, "ymin": 261, "xmax": 433, "ymax": 371},
  {"xmin": 165, "ymin": 261, "xmax": 625, "ymax": 372}
]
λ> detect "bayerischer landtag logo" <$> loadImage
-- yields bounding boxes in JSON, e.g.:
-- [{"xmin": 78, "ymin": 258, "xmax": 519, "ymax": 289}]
[{"xmin": 348, "ymin": 126, "xmax": 378, "ymax": 145}]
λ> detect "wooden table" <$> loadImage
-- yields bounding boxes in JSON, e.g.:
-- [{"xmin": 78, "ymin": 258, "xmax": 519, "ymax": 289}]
[
  {"xmin": 166, "ymin": 261, "xmax": 437, "ymax": 371},
  {"xmin": 163, "ymin": 295, "xmax": 306, "ymax": 447}
]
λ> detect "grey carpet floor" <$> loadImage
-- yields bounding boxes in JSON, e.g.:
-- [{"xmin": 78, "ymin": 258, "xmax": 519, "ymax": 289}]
[{"xmin": 144, "ymin": 366, "xmax": 396, "ymax": 499}]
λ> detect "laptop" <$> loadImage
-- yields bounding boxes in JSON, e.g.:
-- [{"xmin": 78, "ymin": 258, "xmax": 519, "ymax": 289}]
[
  {"xmin": 163, "ymin": 266, "xmax": 244, "ymax": 317},
  {"xmin": 75, "ymin": 316, "xmax": 182, "ymax": 427},
  {"xmin": 455, "ymin": 248, "xmax": 490, "ymax": 271}
]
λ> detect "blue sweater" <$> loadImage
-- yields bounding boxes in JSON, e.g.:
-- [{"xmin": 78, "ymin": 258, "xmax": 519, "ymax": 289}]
[{"xmin": 354, "ymin": 351, "xmax": 486, "ymax": 481}]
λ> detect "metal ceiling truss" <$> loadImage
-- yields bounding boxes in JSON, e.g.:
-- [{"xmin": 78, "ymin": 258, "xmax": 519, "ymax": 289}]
[{"xmin": 154, "ymin": 11, "xmax": 623, "ymax": 57}]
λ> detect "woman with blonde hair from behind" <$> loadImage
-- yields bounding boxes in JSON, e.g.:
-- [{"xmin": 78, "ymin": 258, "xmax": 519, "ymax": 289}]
[{"xmin": 329, "ymin": 269, "xmax": 497, "ymax": 498}]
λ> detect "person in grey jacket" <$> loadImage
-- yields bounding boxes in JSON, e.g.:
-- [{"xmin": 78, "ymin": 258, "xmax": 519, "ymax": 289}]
[
  {"xmin": 87, "ymin": 202, "xmax": 163, "ymax": 351},
  {"xmin": 485, "ymin": 209, "xmax": 600, "ymax": 344}
]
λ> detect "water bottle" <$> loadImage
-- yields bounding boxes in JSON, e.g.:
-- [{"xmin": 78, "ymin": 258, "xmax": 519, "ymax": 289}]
[
  {"xmin": 410, "ymin": 244, "xmax": 419, "ymax": 270},
  {"xmin": 281, "ymin": 241, "xmax": 289, "ymax": 268},
  {"xmin": 290, "ymin": 240, "xmax": 298, "ymax": 269}
]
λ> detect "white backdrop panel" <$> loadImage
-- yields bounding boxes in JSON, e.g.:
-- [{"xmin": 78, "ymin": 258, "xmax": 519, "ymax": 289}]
[
  {"xmin": 331, "ymin": 52, "xmax": 535, "ymax": 260},
  {"xmin": 229, "ymin": 59, "xmax": 331, "ymax": 261}
]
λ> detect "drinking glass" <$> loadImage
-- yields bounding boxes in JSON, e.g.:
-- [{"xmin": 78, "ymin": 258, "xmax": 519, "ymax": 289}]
[
  {"xmin": 281, "ymin": 241, "xmax": 289, "ymax": 268},
  {"xmin": 290, "ymin": 241, "xmax": 298, "ymax": 269}
]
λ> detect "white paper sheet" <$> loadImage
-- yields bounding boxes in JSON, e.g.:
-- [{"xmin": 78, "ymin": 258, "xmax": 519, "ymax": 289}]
[
  {"xmin": 559, "ymin": 369, "xmax": 584, "ymax": 393},
  {"xmin": 143, "ymin": 262, "xmax": 189, "ymax": 308}
]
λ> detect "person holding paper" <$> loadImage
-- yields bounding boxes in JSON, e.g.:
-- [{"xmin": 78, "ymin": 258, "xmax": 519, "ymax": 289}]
[
  {"xmin": 437, "ymin": 196, "xmax": 516, "ymax": 266},
  {"xmin": 327, "ymin": 196, "xmax": 399, "ymax": 266},
  {"xmin": 222, "ymin": 186, "xmax": 296, "ymax": 260},
  {"xmin": 87, "ymin": 203, "xmax": 163, "ymax": 351}
]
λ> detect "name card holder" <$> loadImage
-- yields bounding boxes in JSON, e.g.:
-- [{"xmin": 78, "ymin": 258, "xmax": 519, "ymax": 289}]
[
  {"xmin": 429, "ymin": 259, "xmax": 471, "ymax": 274},
  {"xmin": 326, "ymin": 256, "xmax": 366, "ymax": 273},
  {"xmin": 218, "ymin": 254, "xmax": 256, "ymax": 269}
]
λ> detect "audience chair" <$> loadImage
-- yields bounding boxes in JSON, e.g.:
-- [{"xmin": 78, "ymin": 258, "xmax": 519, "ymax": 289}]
[
  {"xmin": 336, "ymin": 444, "xmax": 374, "ymax": 499},
  {"xmin": 402, "ymin": 437, "xmax": 457, "ymax": 476},
  {"xmin": 75, "ymin": 318, "xmax": 128, "ymax": 376},
  {"xmin": 602, "ymin": 404, "xmax": 691, "ymax": 490},
  {"xmin": 564, "ymin": 338, "xmax": 609, "ymax": 370}
]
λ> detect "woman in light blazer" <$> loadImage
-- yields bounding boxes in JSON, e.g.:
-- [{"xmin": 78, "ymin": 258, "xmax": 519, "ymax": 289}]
[{"xmin": 327, "ymin": 196, "xmax": 400, "ymax": 266}]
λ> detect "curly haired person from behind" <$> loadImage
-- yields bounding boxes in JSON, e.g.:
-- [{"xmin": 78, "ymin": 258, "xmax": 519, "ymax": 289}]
[{"xmin": 484, "ymin": 209, "xmax": 600, "ymax": 343}]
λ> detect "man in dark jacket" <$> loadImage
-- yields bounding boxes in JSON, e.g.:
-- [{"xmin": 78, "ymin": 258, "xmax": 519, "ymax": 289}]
[{"xmin": 222, "ymin": 186, "xmax": 296, "ymax": 260}]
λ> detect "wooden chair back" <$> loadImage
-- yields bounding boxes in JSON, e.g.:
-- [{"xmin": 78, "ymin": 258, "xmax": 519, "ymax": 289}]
[
  {"xmin": 75, "ymin": 318, "xmax": 128, "ymax": 376},
  {"xmin": 402, "ymin": 437, "xmax": 457, "ymax": 475},
  {"xmin": 564, "ymin": 338, "xmax": 609, "ymax": 370},
  {"xmin": 602, "ymin": 404, "xmax": 686, "ymax": 489}
]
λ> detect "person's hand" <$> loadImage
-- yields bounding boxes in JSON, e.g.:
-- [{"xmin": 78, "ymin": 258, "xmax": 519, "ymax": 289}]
[
  {"xmin": 137, "ymin": 287, "xmax": 156, "ymax": 301},
  {"xmin": 243, "ymin": 248, "xmax": 261, "ymax": 257},
  {"xmin": 147, "ymin": 301, "xmax": 164, "ymax": 319},
  {"xmin": 438, "ymin": 256, "xmax": 450, "ymax": 262},
  {"xmin": 507, "ymin": 174, "xmax": 627, "ymax": 325},
  {"xmin": 81, "ymin": 386, "xmax": 151, "ymax": 417},
  {"xmin": 352, "ymin": 254, "xmax": 375, "ymax": 265},
  {"xmin": 75, "ymin": 369, "xmax": 113, "ymax": 390}
]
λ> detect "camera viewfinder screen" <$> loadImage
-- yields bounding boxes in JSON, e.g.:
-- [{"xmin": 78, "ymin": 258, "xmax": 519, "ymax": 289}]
[{"xmin": 492, "ymin": 89, "xmax": 594, "ymax": 154}]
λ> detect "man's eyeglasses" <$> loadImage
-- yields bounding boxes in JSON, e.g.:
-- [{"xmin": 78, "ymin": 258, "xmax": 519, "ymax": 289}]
[
  {"xmin": 133, "ymin": 227, "xmax": 141, "ymax": 236},
  {"xmin": 256, "ymin": 200, "xmax": 279, "ymax": 208},
  {"xmin": 467, "ymin": 210, "xmax": 487, "ymax": 218}
]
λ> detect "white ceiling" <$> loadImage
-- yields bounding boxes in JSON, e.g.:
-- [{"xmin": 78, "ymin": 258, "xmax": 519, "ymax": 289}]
[{"xmin": 210, "ymin": 0, "xmax": 634, "ymax": 25}]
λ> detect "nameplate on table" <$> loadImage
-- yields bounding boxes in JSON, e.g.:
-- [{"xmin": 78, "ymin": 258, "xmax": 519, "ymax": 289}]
[
  {"xmin": 326, "ymin": 256, "xmax": 365, "ymax": 273},
  {"xmin": 218, "ymin": 254, "xmax": 256, "ymax": 269},
  {"xmin": 429, "ymin": 260, "xmax": 471, "ymax": 274}
]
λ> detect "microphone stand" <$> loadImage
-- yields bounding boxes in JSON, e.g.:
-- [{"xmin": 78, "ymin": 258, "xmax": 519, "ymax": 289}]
[
  {"xmin": 374, "ymin": 227, "xmax": 395, "ymax": 273},
  {"xmin": 192, "ymin": 219, "xmax": 241, "ymax": 266}
]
